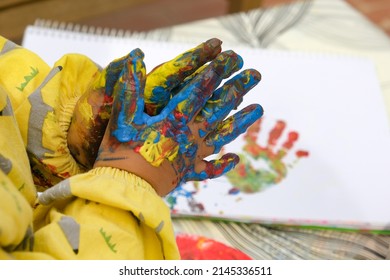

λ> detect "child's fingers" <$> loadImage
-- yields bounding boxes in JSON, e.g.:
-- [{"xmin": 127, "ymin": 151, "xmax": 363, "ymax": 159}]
[
  {"xmin": 111, "ymin": 49, "xmax": 147, "ymax": 142},
  {"xmin": 198, "ymin": 69, "xmax": 261, "ymax": 134},
  {"xmin": 144, "ymin": 38, "xmax": 222, "ymax": 115},
  {"xmin": 206, "ymin": 104, "xmax": 264, "ymax": 154},
  {"xmin": 188, "ymin": 153, "xmax": 240, "ymax": 181},
  {"xmin": 167, "ymin": 64, "xmax": 208, "ymax": 99},
  {"xmin": 160, "ymin": 51, "xmax": 244, "ymax": 124},
  {"xmin": 104, "ymin": 52, "xmax": 132, "ymax": 96}
]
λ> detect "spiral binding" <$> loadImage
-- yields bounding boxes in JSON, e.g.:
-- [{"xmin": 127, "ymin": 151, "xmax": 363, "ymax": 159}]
[
  {"xmin": 33, "ymin": 18, "xmax": 172, "ymax": 41},
  {"xmin": 34, "ymin": 18, "xmax": 140, "ymax": 37}
]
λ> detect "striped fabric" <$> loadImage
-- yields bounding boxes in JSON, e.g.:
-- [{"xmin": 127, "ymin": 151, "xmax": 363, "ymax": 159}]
[{"xmin": 173, "ymin": 219, "xmax": 390, "ymax": 259}]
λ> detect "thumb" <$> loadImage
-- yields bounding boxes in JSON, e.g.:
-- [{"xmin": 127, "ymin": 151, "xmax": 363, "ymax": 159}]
[{"xmin": 186, "ymin": 153, "xmax": 240, "ymax": 182}]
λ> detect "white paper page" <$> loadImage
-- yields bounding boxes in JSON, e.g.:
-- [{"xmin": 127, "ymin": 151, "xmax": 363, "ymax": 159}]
[
  {"xmin": 22, "ymin": 26, "xmax": 390, "ymax": 230},
  {"xmin": 175, "ymin": 50, "xmax": 390, "ymax": 230},
  {"xmin": 22, "ymin": 26, "xmax": 196, "ymax": 70}
]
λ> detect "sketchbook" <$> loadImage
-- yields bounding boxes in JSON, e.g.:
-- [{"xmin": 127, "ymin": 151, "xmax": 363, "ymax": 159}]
[{"xmin": 22, "ymin": 22, "xmax": 390, "ymax": 232}]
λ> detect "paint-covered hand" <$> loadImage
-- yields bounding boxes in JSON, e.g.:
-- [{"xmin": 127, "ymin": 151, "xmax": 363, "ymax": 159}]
[
  {"xmin": 94, "ymin": 48, "xmax": 263, "ymax": 196},
  {"xmin": 67, "ymin": 38, "xmax": 223, "ymax": 169}
]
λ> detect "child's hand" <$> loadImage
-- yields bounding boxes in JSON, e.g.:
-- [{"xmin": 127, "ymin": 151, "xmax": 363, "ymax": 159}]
[
  {"xmin": 94, "ymin": 48, "xmax": 263, "ymax": 196},
  {"xmin": 67, "ymin": 38, "xmax": 223, "ymax": 169}
]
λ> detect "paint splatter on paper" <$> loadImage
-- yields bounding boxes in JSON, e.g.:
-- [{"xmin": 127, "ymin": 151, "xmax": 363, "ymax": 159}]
[{"xmin": 225, "ymin": 118, "xmax": 309, "ymax": 194}]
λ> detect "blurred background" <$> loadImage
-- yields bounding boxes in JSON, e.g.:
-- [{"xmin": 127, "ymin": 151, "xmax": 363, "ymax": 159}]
[{"xmin": 1, "ymin": 0, "xmax": 389, "ymax": 44}]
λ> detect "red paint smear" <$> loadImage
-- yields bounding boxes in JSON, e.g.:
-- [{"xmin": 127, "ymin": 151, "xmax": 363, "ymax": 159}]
[
  {"xmin": 161, "ymin": 122, "xmax": 171, "ymax": 135},
  {"xmin": 174, "ymin": 110, "xmax": 187, "ymax": 121},
  {"xmin": 134, "ymin": 146, "xmax": 141, "ymax": 153},
  {"xmin": 103, "ymin": 94, "xmax": 113, "ymax": 104},
  {"xmin": 296, "ymin": 150, "xmax": 309, "ymax": 158},
  {"xmin": 282, "ymin": 131, "xmax": 298, "ymax": 149},
  {"xmin": 268, "ymin": 120, "xmax": 285, "ymax": 146},
  {"xmin": 204, "ymin": 155, "xmax": 239, "ymax": 177},
  {"xmin": 176, "ymin": 233, "xmax": 252, "ymax": 260},
  {"xmin": 236, "ymin": 164, "xmax": 247, "ymax": 177}
]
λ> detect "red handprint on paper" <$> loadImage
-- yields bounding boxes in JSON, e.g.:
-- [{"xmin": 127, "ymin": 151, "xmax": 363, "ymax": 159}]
[{"xmin": 225, "ymin": 118, "xmax": 309, "ymax": 194}]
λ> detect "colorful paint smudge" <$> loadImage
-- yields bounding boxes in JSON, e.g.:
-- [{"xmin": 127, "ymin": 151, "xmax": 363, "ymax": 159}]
[
  {"xmin": 166, "ymin": 185, "xmax": 205, "ymax": 213},
  {"xmin": 225, "ymin": 118, "xmax": 309, "ymax": 193}
]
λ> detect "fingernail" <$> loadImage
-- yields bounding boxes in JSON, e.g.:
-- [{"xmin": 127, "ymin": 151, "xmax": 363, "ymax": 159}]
[
  {"xmin": 206, "ymin": 38, "xmax": 222, "ymax": 49},
  {"xmin": 249, "ymin": 69, "xmax": 261, "ymax": 82},
  {"xmin": 130, "ymin": 48, "xmax": 145, "ymax": 59},
  {"xmin": 253, "ymin": 104, "xmax": 264, "ymax": 119},
  {"xmin": 214, "ymin": 50, "xmax": 243, "ymax": 78},
  {"xmin": 239, "ymin": 69, "xmax": 261, "ymax": 90}
]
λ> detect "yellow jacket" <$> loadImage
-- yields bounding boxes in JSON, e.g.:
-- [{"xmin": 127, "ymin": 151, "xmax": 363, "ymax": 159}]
[{"xmin": 0, "ymin": 36, "xmax": 180, "ymax": 259}]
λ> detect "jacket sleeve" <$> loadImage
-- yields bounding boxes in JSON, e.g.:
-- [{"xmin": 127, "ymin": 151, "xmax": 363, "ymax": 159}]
[
  {"xmin": 0, "ymin": 85, "xmax": 54, "ymax": 259},
  {"xmin": 33, "ymin": 167, "xmax": 180, "ymax": 260},
  {"xmin": 0, "ymin": 35, "xmax": 101, "ymax": 190},
  {"xmin": 1, "ymin": 36, "xmax": 180, "ymax": 260},
  {"xmin": 1, "ymin": 84, "xmax": 179, "ymax": 260}
]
